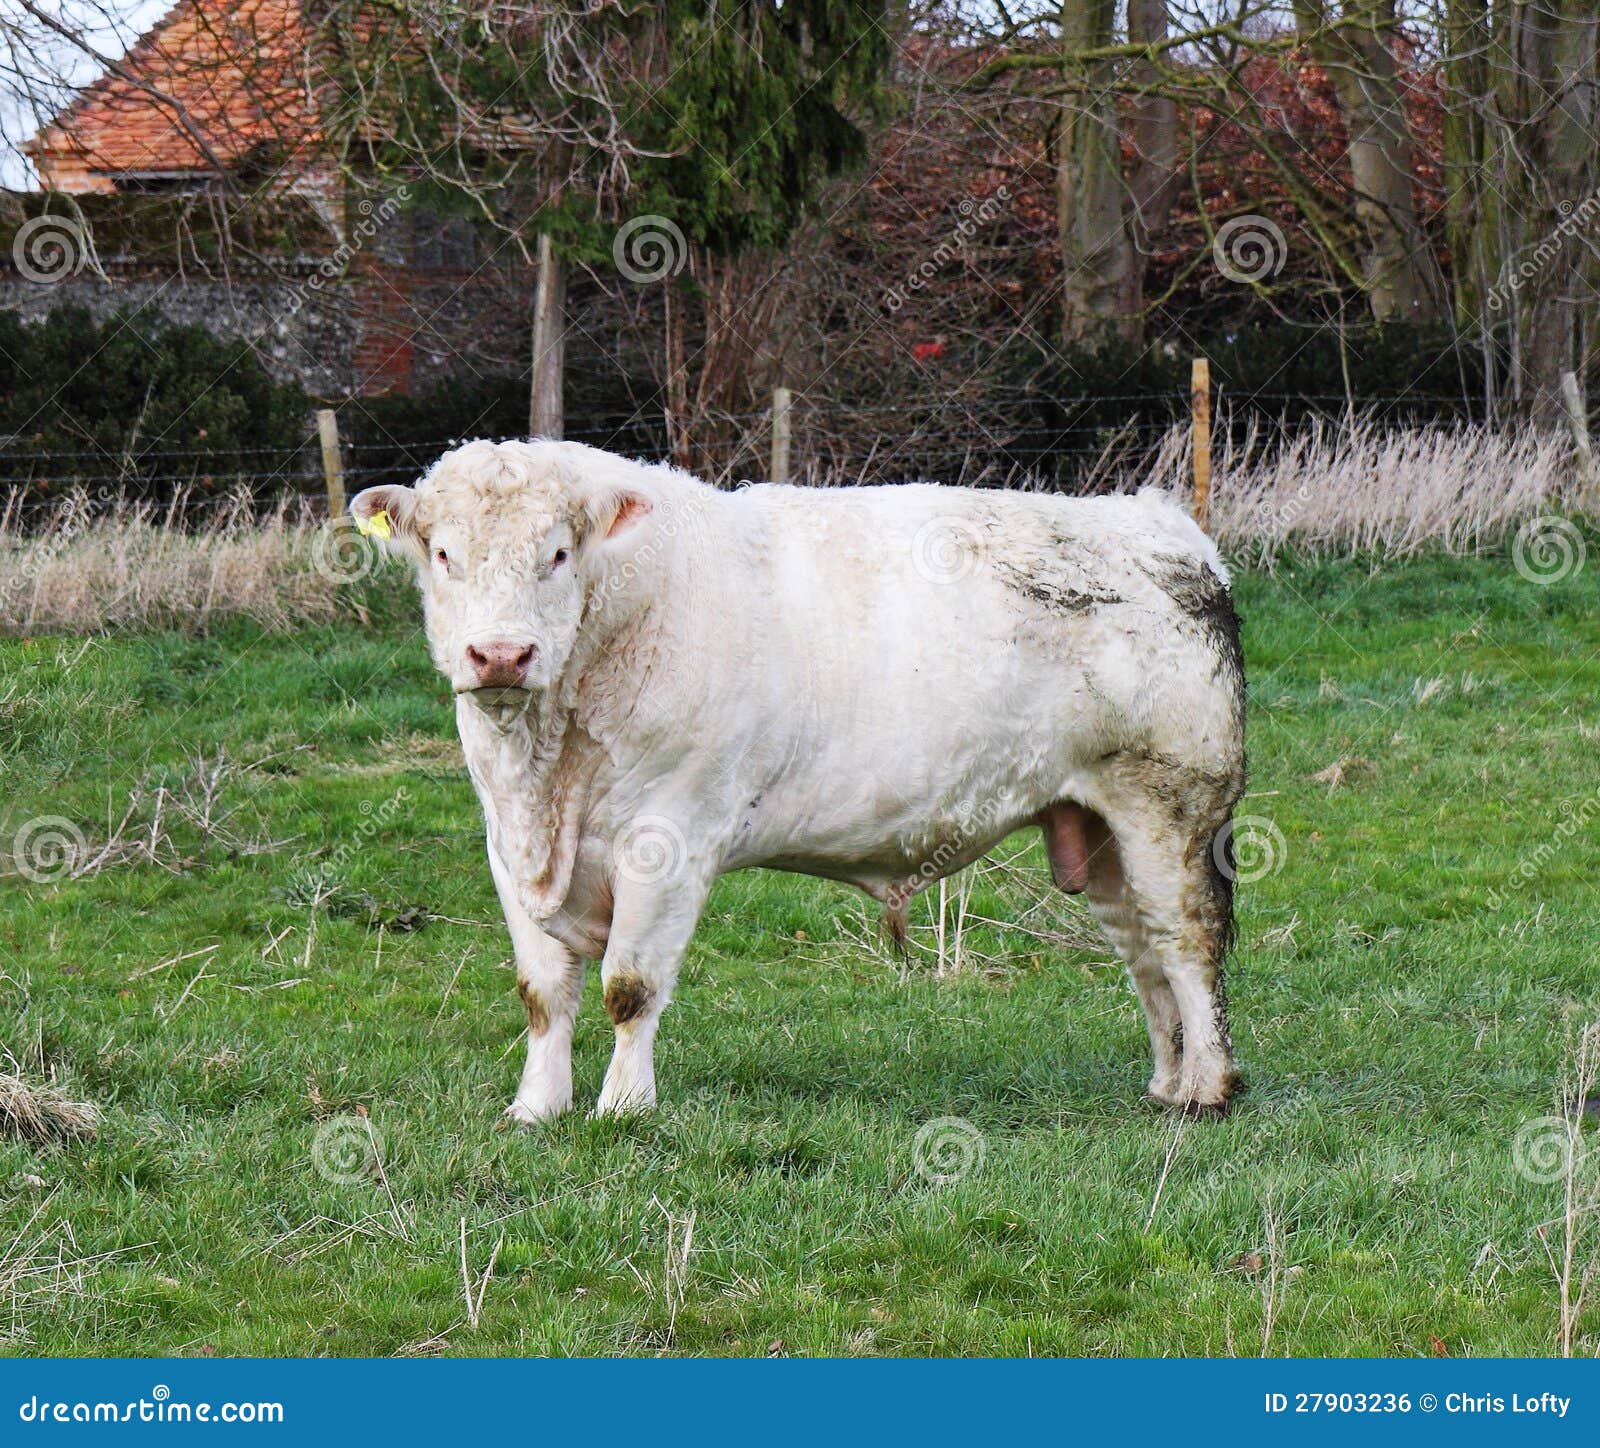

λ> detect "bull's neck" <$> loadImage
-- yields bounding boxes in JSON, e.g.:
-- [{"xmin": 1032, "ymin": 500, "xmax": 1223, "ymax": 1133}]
[{"xmin": 458, "ymin": 693, "xmax": 595, "ymax": 921}]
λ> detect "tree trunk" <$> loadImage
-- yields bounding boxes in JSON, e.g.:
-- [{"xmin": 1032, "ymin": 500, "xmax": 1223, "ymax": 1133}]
[
  {"xmin": 1441, "ymin": 0, "xmax": 1500, "ymax": 409},
  {"xmin": 1531, "ymin": 0, "xmax": 1598, "ymax": 421},
  {"xmin": 1493, "ymin": 0, "xmax": 1598, "ymax": 422},
  {"xmin": 529, "ymin": 231, "xmax": 566, "ymax": 438},
  {"xmin": 1296, "ymin": 0, "xmax": 1442, "ymax": 323},
  {"xmin": 1058, "ymin": 0, "xmax": 1130, "ymax": 346},
  {"xmin": 1442, "ymin": 0, "xmax": 1492, "ymax": 327},
  {"xmin": 1117, "ymin": 0, "xmax": 1179, "ymax": 341}
]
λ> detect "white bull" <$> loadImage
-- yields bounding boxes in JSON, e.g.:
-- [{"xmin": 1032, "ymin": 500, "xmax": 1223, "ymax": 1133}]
[{"xmin": 352, "ymin": 439, "xmax": 1247, "ymax": 1120}]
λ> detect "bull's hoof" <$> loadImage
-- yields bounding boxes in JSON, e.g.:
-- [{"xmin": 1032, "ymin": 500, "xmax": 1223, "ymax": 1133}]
[
  {"xmin": 589, "ymin": 1094, "xmax": 655, "ymax": 1120},
  {"xmin": 1147, "ymin": 1074, "xmax": 1240, "ymax": 1118},
  {"xmin": 504, "ymin": 1096, "xmax": 569, "ymax": 1127},
  {"xmin": 1145, "ymin": 1091, "xmax": 1231, "ymax": 1118},
  {"xmin": 1146, "ymin": 1074, "xmax": 1183, "ymax": 1107}
]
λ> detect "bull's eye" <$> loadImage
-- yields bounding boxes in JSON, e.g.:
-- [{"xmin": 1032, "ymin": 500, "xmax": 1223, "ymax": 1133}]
[
  {"xmin": 551, "ymin": 548, "xmax": 569, "ymax": 568},
  {"xmin": 434, "ymin": 549, "xmax": 449, "ymax": 567}
]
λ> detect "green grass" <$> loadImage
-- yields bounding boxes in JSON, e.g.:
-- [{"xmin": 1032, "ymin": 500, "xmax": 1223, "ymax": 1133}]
[{"xmin": 2, "ymin": 550, "xmax": 1598, "ymax": 1357}]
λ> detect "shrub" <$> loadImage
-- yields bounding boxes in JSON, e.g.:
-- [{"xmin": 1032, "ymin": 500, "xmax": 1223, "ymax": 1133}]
[{"xmin": 0, "ymin": 305, "xmax": 310, "ymax": 506}]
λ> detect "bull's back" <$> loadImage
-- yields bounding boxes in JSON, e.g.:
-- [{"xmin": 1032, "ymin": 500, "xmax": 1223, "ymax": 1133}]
[{"xmin": 742, "ymin": 481, "xmax": 1227, "ymax": 711}]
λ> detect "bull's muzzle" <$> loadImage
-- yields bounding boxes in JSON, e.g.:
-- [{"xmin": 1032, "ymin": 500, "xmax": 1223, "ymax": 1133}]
[{"xmin": 464, "ymin": 639, "xmax": 537, "ymax": 690}]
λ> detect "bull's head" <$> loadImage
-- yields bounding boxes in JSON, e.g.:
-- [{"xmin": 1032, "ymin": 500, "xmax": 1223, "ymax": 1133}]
[{"xmin": 350, "ymin": 439, "xmax": 653, "ymax": 702}]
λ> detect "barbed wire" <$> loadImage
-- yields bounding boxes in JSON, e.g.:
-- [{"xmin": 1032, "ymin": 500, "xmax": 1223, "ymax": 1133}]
[{"xmin": 0, "ymin": 389, "xmax": 1511, "ymax": 528}]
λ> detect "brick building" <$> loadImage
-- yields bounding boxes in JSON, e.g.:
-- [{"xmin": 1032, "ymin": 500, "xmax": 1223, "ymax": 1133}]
[{"xmin": 11, "ymin": 0, "xmax": 522, "ymax": 398}]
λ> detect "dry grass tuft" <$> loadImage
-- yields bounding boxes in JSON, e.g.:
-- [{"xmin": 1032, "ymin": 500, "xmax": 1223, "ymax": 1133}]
[
  {"xmin": 0, "ymin": 1073, "xmax": 99, "ymax": 1144},
  {"xmin": 0, "ymin": 489, "xmax": 364, "ymax": 637},
  {"xmin": 0, "ymin": 746, "xmax": 292, "ymax": 884},
  {"xmin": 1537, "ymin": 1021, "xmax": 1600, "ymax": 1358},
  {"xmin": 1140, "ymin": 413, "xmax": 1587, "ymax": 565},
  {"xmin": 812, "ymin": 835, "xmax": 1105, "ymax": 980}
]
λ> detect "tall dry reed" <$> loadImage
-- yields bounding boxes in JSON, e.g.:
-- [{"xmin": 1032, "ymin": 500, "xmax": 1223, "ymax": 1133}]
[
  {"xmin": 1143, "ymin": 414, "xmax": 1587, "ymax": 566},
  {"xmin": 0, "ymin": 490, "xmax": 367, "ymax": 636}
]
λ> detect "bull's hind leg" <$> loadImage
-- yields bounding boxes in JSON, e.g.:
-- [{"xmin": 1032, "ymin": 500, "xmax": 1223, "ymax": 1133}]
[
  {"xmin": 1081, "ymin": 790, "xmax": 1241, "ymax": 1107},
  {"xmin": 1109, "ymin": 799, "xmax": 1241, "ymax": 1113},
  {"xmin": 1072, "ymin": 807, "xmax": 1185, "ymax": 1103}
]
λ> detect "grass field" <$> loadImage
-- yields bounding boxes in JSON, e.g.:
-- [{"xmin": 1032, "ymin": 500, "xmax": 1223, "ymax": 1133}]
[{"xmin": 2, "ymin": 546, "xmax": 1598, "ymax": 1357}]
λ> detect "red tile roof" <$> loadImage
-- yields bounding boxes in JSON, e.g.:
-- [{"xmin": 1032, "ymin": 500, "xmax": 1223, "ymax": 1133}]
[{"xmin": 27, "ymin": 0, "xmax": 322, "ymax": 191}]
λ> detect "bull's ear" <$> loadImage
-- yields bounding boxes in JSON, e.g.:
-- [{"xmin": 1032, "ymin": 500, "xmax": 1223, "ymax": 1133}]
[
  {"xmin": 582, "ymin": 486, "xmax": 653, "ymax": 551},
  {"xmin": 350, "ymin": 484, "xmax": 421, "ymax": 557}
]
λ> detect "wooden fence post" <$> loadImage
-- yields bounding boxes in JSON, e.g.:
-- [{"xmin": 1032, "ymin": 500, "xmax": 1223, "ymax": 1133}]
[
  {"xmin": 317, "ymin": 408, "xmax": 346, "ymax": 519},
  {"xmin": 1191, "ymin": 357, "xmax": 1211, "ymax": 531},
  {"xmin": 770, "ymin": 385, "xmax": 792, "ymax": 484},
  {"xmin": 529, "ymin": 231, "xmax": 566, "ymax": 440},
  {"xmin": 1559, "ymin": 371, "xmax": 1596, "ymax": 498}
]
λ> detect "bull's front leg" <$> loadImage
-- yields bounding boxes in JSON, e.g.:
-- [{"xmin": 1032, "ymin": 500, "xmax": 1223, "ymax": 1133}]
[
  {"xmin": 593, "ymin": 857, "xmax": 712, "ymax": 1117},
  {"xmin": 488, "ymin": 845, "xmax": 585, "ymax": 1124}
]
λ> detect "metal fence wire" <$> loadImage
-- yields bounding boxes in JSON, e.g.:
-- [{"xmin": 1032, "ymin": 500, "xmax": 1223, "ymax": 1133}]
[{"xmin": 0, "ymin": 381, "xmax": 1517, "ymax": 530}]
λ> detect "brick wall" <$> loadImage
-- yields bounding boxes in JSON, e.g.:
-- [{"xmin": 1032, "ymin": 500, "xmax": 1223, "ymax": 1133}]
[{"xmin": 0, "ymin": 244, "xmax": 533, "ymax": 399}]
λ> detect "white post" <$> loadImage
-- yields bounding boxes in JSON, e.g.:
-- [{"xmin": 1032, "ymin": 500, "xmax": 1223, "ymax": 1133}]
[
  {"xmin": 770, "ymin": 385, "xmax": 792, "ymax": 484},
  {"xmin": 530, "ymin": 232, "xmax": 565, "ymax": 439},
  {"xmin": 1559, "ymin": 371, "xmax": 1595, "ymax": 498},
  {"xmin": 317, "ymin": 408, "xmax": 346, "ymax": 519}
]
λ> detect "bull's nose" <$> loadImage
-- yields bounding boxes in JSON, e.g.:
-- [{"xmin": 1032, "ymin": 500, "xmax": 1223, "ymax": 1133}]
[{"xmin": 465, "ymin": 640, "xmax": 536, "ymax": 689}]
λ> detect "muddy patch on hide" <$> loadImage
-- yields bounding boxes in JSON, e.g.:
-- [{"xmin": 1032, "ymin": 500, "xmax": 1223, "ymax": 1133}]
[
  {"xmin": 993, "ymin": 556, "xmax": 1125, "ymax": 615},
  {"xmin": 518, "ymin": 980, "xmax": 551, "ymax": 1036},
  {"xmin": 1199, "ymin": 821, "xmax": 1238, "ymax": 971},
  {"xmin": 1140, "ymin": 553, "xmax": 1245, "ymax": 690},
  {"xmin": 603, "ymin": 973, "xmax": 652, "ymax": 1025}
]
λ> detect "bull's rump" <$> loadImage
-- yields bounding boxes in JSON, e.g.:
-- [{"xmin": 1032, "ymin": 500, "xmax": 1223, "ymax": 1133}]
[{"xmin": 719, "ymin": 482, "xmax": 1244, "ymax": 880}]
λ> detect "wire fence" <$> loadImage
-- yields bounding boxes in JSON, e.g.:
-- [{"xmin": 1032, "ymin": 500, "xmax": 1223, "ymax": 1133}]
[{"xmin": 0, "ymin": 381, "xmax": 1525, "ymax": 531}]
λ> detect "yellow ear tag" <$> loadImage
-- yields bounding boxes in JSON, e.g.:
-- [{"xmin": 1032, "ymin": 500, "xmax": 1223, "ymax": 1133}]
[{"xmin": 358, "ymin": 509, "xmax": 392, "ymax": 541}]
